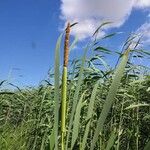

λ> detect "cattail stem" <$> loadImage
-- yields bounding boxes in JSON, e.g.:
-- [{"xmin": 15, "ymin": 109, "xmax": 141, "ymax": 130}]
[
  {"xmin": 61, "ymin": 67, "xmax": 67, "ymax": 132},
  {"xmin": 61, "ymin": 22, "xmax": 71, "ymax": 150}
]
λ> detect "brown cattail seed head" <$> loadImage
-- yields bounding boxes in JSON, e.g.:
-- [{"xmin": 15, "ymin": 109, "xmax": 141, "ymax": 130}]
[{"xmin": 64, "ymin": 22, "xmax": 71, "ymax": 67}]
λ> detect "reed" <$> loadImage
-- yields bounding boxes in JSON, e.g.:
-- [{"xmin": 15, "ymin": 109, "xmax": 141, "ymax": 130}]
[
  {"xmin": 0, "ymin": 24, "xmax": 150, "ymax": 150},
  {"xmin": 61, "ymin": 22, "xmax": 71, "ymax": 150}
]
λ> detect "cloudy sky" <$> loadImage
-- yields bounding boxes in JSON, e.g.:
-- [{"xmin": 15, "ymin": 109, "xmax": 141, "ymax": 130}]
[
  {"xmin": 60, "ymin": 0, "xmax": 150, "ymax": 40},
  {"xmin": 0, "ymin": 0, "xmax": 150, "ymax": 87}
]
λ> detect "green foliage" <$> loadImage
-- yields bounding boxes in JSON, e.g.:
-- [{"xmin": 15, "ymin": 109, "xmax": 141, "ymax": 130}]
[
  {"xmin": 54, "ymin": 34, "xmax": 63, "ymax": 150},
  {"xmin": 0, "ymin": 32, "xmax": 150, "ymax": 150}
]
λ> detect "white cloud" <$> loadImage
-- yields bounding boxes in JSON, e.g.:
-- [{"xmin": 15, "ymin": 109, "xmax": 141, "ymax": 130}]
[
  {"xmin": 60, "ymin": 0, "xmax": 150, "ymax": 40},
  {"xmin": 135, "ymin": 0, "xmax": 150, "ymax": 8},
  {"xmin": 136, "ymin": 22, "xmax": 150, "ymax": 45}
]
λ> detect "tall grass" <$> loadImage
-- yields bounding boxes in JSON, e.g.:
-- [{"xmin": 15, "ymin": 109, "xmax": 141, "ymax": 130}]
[
  {"xmin": 61, "ymin": 22, "xmax": 71, "ymax": 150},
  {"xmin": 54, "ymin": 33, "xmax": 63, "ymax": 150},
  {"xmin": 0, "ymin": 24, "xmax": 150, "ymax": 150}
]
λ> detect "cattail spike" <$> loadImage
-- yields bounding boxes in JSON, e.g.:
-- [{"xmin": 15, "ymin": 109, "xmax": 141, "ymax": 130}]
[{"xmin": 64, "ymin": 22, "xmax": 71, "ymax": 67}]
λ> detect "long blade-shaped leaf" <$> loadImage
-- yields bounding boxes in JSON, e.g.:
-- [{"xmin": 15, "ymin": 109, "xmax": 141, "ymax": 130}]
[
  {"xmin": 93, "ymin": 22, "xmax": 112, "ymax": 37},
  {"xmin": 105, "ymin": 130, "xmax": 117, "ymax": 150},
  {"xmin": 69, "ymin": 36, "xmax": 78, "ymax": 52},
  {"xmin": 54, "ymin": 34, "xmax": 63, "ymax": 150},
  {"xmin": 65, "ymin": 47, "xmax": 88, "ymax": 149},
  {"xmin": 90, "ymin": 49, "xmax": 130, "ymax": 150},
  {"xmin": 125, "ymin": 103, "xmax": 149, "ymax": 110},
  {"xmin": 49, "ymin": 128, "xmax": 55, "ymax": 150},
  {"xmin": 71, "ymin": 92, "xmax": 86, "ymax": 149},
  {"xmin": 81, "ymin": 81, "xmax": 99, "ymax": 150}
]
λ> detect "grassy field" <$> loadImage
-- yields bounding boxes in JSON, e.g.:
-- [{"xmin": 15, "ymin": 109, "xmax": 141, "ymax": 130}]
[{"xmin": 0, "ymin": 24, "xmax": 150, "ymax": 150}]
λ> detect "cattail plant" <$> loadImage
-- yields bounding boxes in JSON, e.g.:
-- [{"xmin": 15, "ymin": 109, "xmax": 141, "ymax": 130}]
[
  {"xmin": 61, "ymin": 22, "xmax": 71, "ymax": 150},
  {"xmin": 1, "ymin": 23, "xmax": 150, "ymax": 150}
]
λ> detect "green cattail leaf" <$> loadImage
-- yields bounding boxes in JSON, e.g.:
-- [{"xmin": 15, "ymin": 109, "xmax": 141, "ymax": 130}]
[
  {"xmin": 71, "ymin": 92, "xmax": 86, "ymax": 149},
  {"xmin": 49, "ymin": 129, "xmax": 55, "ymax": 150},
  {"xmin": 102, "ymin": 33, "xmax": 116, "ymax": 40},
  {"xmin": 90, "ymin": 49, "xmax": 130, "ymax": 150},
  {"xmin": 125, "ymin": 103, "xmax": 149, "ymax": 110},
  {"xmin": 0, "ymin": 92, "xmax": 14, "ymax": 95},
  {"xmin": 95, "ymin": 56, "xmax": 110, "ymax": 70},
  {"xmin": 0, "ymin": 80, "xmax": 6, "ymax": 87},
  {"xmin": 93, "ymin": 22, "xmax": 112, "ymax": 37},
  {"xmin": 81, "ymin": 81, "xmax": 99, "ymax": 150},
  {"xmin": 143, "ymin": 115, "xmax": 150, "ymax": 120},
  {"xmin": 54, "ymin": 34, "xmax": 63, "ymax": 150},
  {"xmin": 69, "ymin": 36, "xmax": 78, "ymax": 52},
  {"xmin": 143, "ymin": 50, "xmax": 150, "ymax": 55},
  {"xmin": 65, "ymin": 47, "xmax": 88, "ymax": 149},
  {"xmin": 94, "ymin": 46, "xmax": 111, "ymax": 53},
  {"xmin": 105, "ymin": 130, "xmax": 117, "ymax": 150}
]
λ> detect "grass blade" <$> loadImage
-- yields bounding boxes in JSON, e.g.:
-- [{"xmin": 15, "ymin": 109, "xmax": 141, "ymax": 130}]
[
  {"xmin": 65, "ymin": 46, "xmax": 88, "ymax": 149},
  {"xmin": 81, "ymin": 81, "xmax": 99, "ymax": 150},
  {"xmin": 69, "ymin": 36, "xmax": 78, "ymax": 52},
  {"xmin": 54, "ymin": 34, "xmax": 63, "ymax": 150},
  {"xmin": 49, "ymin": 129, "xmax": 55, "ymax": 150},
  {"xmin": 125, "ymin": 103, "xmax": 149, "ymax": 110},
  {"xmin": 93, "ymin": 22, "xmax": 112, "ymax": 37},
  {"xmin": 105, "ymin": 130, "xmax": 117, "ymax": 150},
  {"xmin": 90, "ymin": 49, "xmax": 130, "ymax": 150},
  {"xmin": 71, "ymin": 91, "xmax": 86, "ymax": 149}
]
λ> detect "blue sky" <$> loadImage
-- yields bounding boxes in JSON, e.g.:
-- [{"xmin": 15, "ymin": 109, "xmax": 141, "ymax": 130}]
[{"xmin": 0, "ymin": 0, "xmax": 150, "ymax": 87}]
